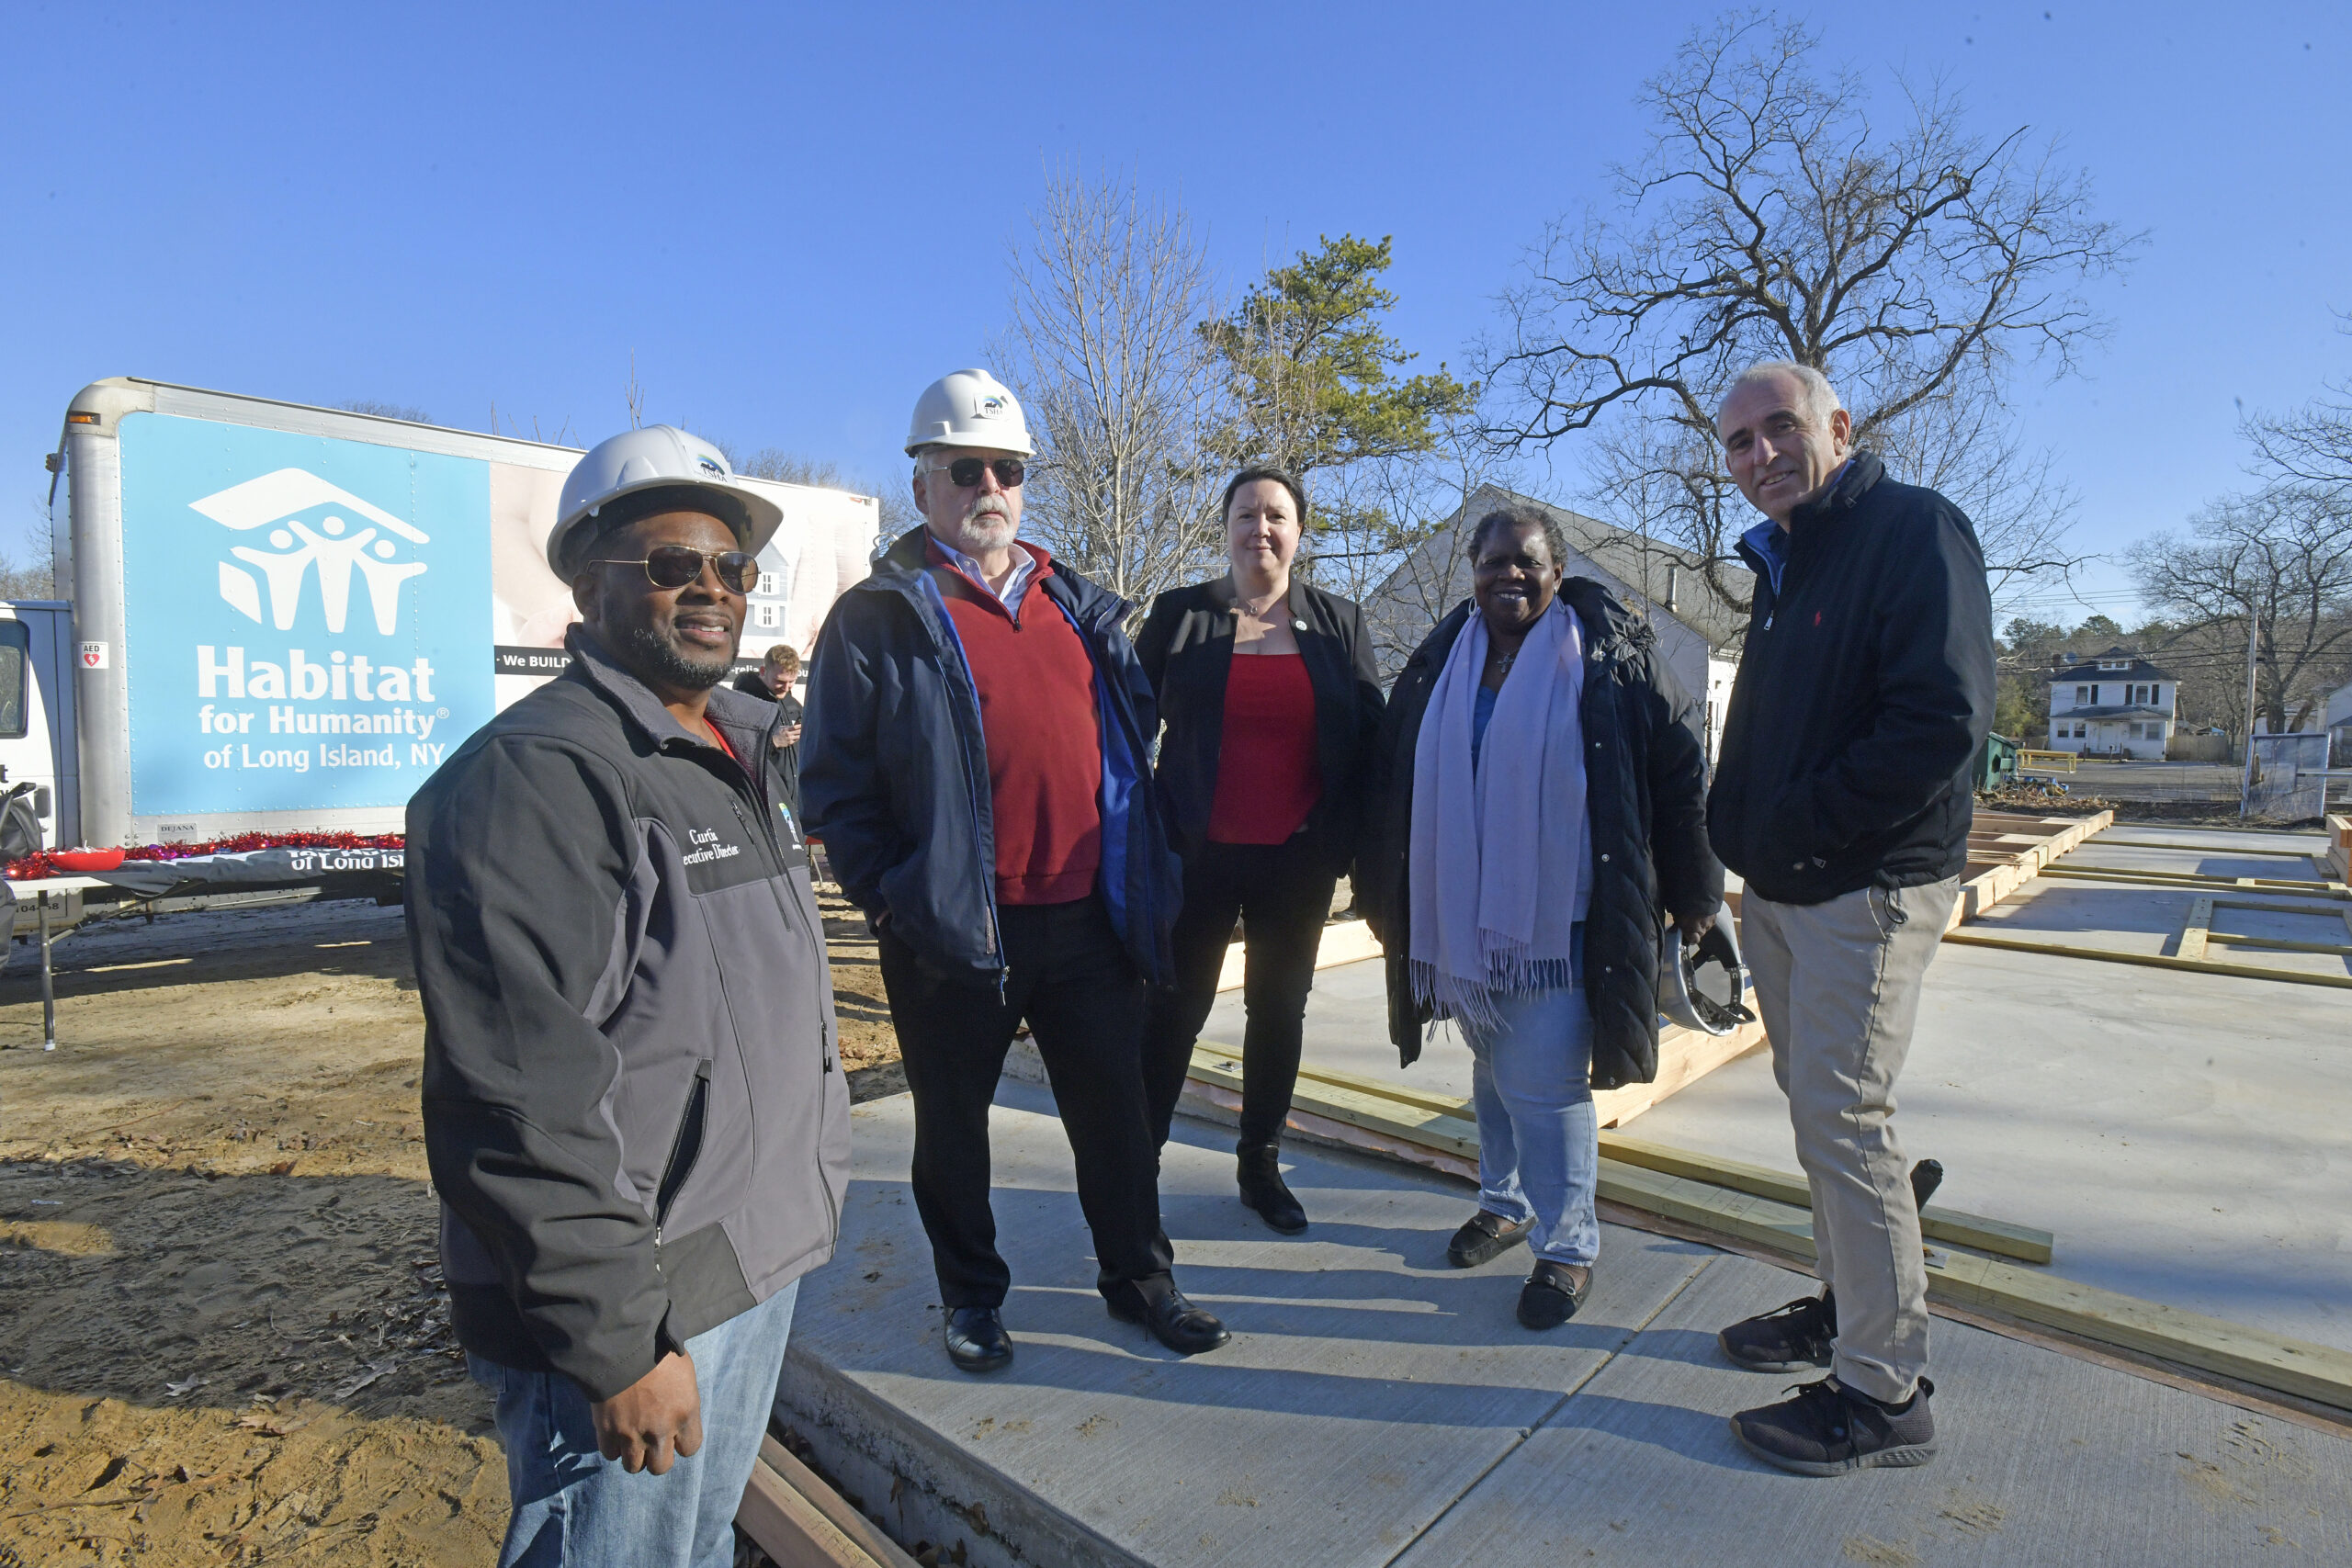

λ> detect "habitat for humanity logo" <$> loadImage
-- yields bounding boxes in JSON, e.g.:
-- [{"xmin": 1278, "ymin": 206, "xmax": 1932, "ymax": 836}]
[{"xmin": 191, "ymin": 468, "xmax": 429, "ymax": 635}]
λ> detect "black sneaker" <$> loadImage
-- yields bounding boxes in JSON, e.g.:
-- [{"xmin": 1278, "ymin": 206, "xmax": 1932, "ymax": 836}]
[
  {"xmin": 1729, "ymin": 1377, "xmax": 1937, "ymax": 1476},
  {"xmin": 1717, "ymin": 1292, "xmax": 1836, "ymax": 1372},
  {"xmin": 1446, "ymin": 1210, "xmax": 1533, "ymax": 1269}
]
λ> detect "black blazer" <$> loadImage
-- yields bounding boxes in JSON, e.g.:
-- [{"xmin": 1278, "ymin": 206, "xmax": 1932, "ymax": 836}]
[{"xmin": 1134, "ymin": 576, "xmax": 1386, "ymax": 876}]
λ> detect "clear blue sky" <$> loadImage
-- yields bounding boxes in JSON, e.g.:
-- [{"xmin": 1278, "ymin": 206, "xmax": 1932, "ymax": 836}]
[{"xmin": 6, "ymin": 1, "xmax": 2346, "ymax": 624}]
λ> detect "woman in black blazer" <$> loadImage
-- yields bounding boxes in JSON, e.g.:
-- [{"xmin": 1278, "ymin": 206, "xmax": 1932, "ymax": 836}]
[{"xmin": 1134, "ymin": 466, "xmax": 1386, "ymax": 1234}]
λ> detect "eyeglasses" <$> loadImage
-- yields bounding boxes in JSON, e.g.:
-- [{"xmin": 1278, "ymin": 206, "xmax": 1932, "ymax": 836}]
[
  {"xmin": 923, "ymin": 456, "xmax": 1026, "ymax": 490},
  {"xmin": 589, "ymin": 546, "xmax": 759, "ymax": 593}
]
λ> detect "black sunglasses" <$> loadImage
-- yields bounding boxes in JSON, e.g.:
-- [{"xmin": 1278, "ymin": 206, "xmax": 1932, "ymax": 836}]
[
  {"xmin": 590, "ymin": 546, "xmax": 759, "ymax": 593},
  {"xmin": 927, "ymin": 456, "xmax": 1026, "ymax": 490}
]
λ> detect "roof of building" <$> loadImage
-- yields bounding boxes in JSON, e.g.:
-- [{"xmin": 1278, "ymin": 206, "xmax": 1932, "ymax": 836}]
[
  {"xmin": 2048, "ymin": 645, "xmax": 2177, "ymax": 682},
  {"xmin": 1365, "ymin": 483, "xmax": 1755, "ymax": 656},
  {"xmin": 2052, "ymin": 705, "xmax": 2172, "ymax": 720}
]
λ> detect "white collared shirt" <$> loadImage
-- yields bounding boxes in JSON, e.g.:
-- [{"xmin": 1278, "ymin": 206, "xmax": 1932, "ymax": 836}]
[{"xmin": 932, "ymin": 534, "xmax": 1041, "ymax": 616}]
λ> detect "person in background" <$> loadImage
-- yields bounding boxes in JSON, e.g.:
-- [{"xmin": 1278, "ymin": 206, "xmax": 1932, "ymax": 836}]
[
  {"xmin": 734, "ymin": 643, "xmax": 805, "ymax": 817},
  {"xmin": 801, "ymin": 369, "xmax": 1228, "ymax": 1375},
  {"xmin": 410, "ymin": 425, "xmax": 846, "ymax": 1567},
  {"xmin": 1706, "ymin": 360, "xmax": 1993, "ymax": 1477},
  {"xmin": 1134, "ymin": 466, "xmax": 1385, "ymax": 1233},
  {"xmin": 1360, "ymin": 504, "xmax": 1720, "ymax": 1332}
]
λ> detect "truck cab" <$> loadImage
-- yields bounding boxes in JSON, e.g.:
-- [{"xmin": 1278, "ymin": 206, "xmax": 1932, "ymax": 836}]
[{"xmin": 0, "ymin": 602, "xmax": 80, "ymax": 852}]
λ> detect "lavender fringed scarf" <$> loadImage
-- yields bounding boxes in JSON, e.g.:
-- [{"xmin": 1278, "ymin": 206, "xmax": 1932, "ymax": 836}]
[{"xmin": 1407, "ymin": 599, "xmax": 1587, "ymax": 1032}]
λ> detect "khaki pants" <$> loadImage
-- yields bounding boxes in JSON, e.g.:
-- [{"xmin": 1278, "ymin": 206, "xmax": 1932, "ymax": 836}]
[{"xmin": 1742, "ymin": 877, "xmax": 1959, "ymax": 1404}]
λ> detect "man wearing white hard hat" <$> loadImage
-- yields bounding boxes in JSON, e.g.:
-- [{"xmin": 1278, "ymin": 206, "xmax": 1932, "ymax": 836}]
[
  {"xmin": 804, "ymin": 369, "xmax": 1227, "ymax": 1371},
  {"xmin": 410, "ymin": 425, "xmax": 849, "ymax": 1566}
]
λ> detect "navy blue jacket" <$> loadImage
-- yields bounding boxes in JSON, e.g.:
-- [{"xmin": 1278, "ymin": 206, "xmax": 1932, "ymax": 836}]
[
  {"xmin": 801, "ymin": 527, "xmax": 1181, "ymax": 987},
  {"xmin": 1708, "ymin": 454, "xmax": 1996, "ymax": 906}
]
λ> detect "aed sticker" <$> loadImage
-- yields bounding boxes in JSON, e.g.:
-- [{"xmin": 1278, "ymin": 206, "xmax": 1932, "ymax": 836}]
[{"xmin": 80, "ymin": 641, "xmax": 110, "ymax": 670}]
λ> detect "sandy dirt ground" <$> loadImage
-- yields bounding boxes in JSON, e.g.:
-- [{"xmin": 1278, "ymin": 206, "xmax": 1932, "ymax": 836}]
[{"xmin": 0, "ymin": 893, "xmax": 901, "ymax": 1566}]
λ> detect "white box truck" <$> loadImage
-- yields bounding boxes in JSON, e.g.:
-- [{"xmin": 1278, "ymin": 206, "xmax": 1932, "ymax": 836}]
[{"xmin": 19, "ymin": 378, "xmax": 879, "ymax": 854}]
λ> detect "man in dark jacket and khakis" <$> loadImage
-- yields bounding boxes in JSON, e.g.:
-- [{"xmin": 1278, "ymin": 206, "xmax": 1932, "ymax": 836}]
[
  {"xmin": 1704, "ymin": 363, "xmax": 1994, "ymax": 1477},
  {"xmin": 803, "ymin": 368, "xmax": 1227, "ymax": 1374},
  {"xmin": 410, "ymin": 425, "xmax": 848, "ymax": 1566}
]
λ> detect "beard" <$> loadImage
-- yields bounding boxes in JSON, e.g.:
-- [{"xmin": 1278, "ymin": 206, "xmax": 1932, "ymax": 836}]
[
  {"xmin": 618, "ymin": 618, "xmax": 734, "ymax": 692},
  {"xmin": 941, "ymin": 494, "xmax": 1018, "ymax": 555}
]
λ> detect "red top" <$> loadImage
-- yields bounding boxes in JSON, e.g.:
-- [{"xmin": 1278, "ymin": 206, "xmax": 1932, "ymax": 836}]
[
  {"xmin": 1206, "ymin": 652, "xmax": 1321, "ymax": 845},
  {"xmin": 930, "ymin": 541, "xmax": 1104, "ymax": 904}
]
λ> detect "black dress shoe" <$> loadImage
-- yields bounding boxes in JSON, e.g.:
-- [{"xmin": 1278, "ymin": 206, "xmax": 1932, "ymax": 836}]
[
  {"xmin": 1106, "ymin": 1280, "xmax": 1231, "ymax": 1356},
  {"xmin": 1237, "ymin": 1142, "xmax": 1307, "ymax": 1234},
  {"xmin": 1517, "ymin": 1260, "xmax": 1591, "ymax": 1330},
  {"xmin": 944, "ymin": 1306, "xmax": 1013, "ymax": 1374},
  {"xmin": 1446, "ymin": 1210, "xmax": 1533, "ymax": 1268}
]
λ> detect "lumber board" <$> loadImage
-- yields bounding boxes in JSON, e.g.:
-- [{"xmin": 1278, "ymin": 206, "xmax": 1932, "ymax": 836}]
[
  {"xmin": 2041, "ymin": 864, "xmax": 2349, "ymax": 899},
  {"xmin": 1181, "ymin": 1075, "xmax": 1479, "ymax": 1183},
  {"xmin": 1924, "ymin": 1251, "xmax": 2352, "ymax": 1414},
  {"xmin": 2177, "ymin": 896, "xmax": 2212, "ymax": 962},
  {"xmin": 739, "ymin": 1451, "xmax": 888, "ymax": 1568},
  {"xmin": 2209, "ymin": 896, "xmax": 2352, "ymax": 918},
  {"xmin": 1209, "ymin": 1051, "xmax": 2054, "ymax": 1264},
  {"xmin": 2093, "ymin": 838, "xmax": 2323, "ymax": 858},
  {"xmin": 1191, "ymin": 1049, "xmax": 2352, "ymax": 1411},
  {"xmin": 1940, "ymin": 930, "xmax": 2352, "ymax": 989},
  {"xmin": 1596, "ymin": 1131, "xmax": 2055, "ymax": 1264},
  {"xmin": 1189, "ymin": 1051, "xmax": 1480, "ymax": 1157},
  {"xmin": 2206, "ymin": 931, "xmax": 2352, "ymax": 956},
  {"xmin": 760, "ymin": 1438, "xmax": 922, "ymax": 1568},
  {"xmin": 1600, "ymin": 1163, "xmax": 2352, "ymax": 1412}
]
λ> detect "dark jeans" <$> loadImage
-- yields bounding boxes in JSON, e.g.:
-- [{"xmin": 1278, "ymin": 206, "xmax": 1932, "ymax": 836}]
[
  {"xmin": 878, "ymin": 895, "xmax": 1173, "ymax": 1311},
  {"xmin": 1142, "ymin": 837, "xmax": 1339, "ymax": 1149}
]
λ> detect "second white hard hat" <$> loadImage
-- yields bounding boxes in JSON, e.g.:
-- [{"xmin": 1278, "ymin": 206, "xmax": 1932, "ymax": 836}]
[
  {"xmin": 905, "ymin": 368, "xmax": 1034, "ymax": 457},
  {"xmin": 548, "ymin": 425, "xmax": 785, "ymax": 578}
]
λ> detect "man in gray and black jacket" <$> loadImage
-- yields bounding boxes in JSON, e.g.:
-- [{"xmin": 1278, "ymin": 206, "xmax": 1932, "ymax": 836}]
[{"xmin": 410, "ymin": 425, "xmax": 849, "ymax": 1568}]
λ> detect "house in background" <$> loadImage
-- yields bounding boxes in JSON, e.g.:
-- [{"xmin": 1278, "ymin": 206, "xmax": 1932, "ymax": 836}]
[
  {"xmin": 2046, "ymin": 646, "xmax": 2177, "ymax": 759},
  {"xmin": 1361, "ymin": 485, "xmax": 1748, "ymax": 761}
]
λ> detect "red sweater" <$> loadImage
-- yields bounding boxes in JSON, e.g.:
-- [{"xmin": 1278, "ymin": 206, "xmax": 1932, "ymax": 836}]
[
  {"xmin": 1206, "ymin": 651, "xmax": 1322, "ymax": 844},
  {"xmin": 931, "ymin": 543, "xmax": 1103, "ymax": 904}
]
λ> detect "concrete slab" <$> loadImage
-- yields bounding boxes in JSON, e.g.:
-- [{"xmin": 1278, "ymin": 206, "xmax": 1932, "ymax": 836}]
[
  {"xmin": 1396, "ymin": 1249, "xmax": 2352, "ymax": 1568},
  {"xmin": 778, "ymin": 1085, "xmax": 2352, "ymax": 1567},
  {"xmin": 1204, "ymin": 839, "xmax": 2352, "ymax": 1353},
  {"xmin": 1627, "ymin": 918, "xmax": 2352, "ymax": 1353},
  {"xmin": 780, "ymin": 1081, "xmax": 1717, "ymax": 1568}
]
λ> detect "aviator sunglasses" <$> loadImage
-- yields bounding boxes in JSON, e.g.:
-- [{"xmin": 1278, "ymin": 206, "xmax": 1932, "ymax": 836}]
[
  {"xmin": 925, "ymin": 456, "xmax": 1027, "ymax": 490},
  {"xmin": 590, "ymin": 545, "xmax": 760, "ymax": 593}
]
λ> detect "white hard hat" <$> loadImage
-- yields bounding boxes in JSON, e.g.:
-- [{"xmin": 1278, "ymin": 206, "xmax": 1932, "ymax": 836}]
[
  {"xmin": 548, "ymin": 425, "xmax": 786, "ymax": 578},
  {"xmin": 1657, "ymin": 903, "xmax": 1754, "ymax": 1037},
  {"xmin": 905, "ymin": 368, "xmax": 1034, "ymax": 457}
]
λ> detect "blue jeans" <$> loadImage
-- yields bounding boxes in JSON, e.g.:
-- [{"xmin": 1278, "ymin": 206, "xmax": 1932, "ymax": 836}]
[
  {"xmin": 1459, "ymin": 929, "xmax": 1599, "ymax": 1267},
  {"xmin": 469, "ymin": 1281, "xmax": 798, "ymax": 1568}
]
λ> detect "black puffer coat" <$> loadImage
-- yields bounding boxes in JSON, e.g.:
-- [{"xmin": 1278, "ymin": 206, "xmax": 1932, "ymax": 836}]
[{"xmin": 1356, "ymin": 581, "xmax": 1724, "ymax": 1090}]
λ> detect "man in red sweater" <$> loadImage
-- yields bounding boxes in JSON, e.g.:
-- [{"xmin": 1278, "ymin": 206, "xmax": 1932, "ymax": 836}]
[{"xmin": 802, "ymin": 370, "xmax": 1227, "ymax": 1372}]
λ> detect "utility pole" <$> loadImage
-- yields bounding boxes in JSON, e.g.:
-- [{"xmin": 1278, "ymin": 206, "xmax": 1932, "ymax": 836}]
[{"xmin": 2237, "ymin": 604, "xmax": 2261, "ymax": 820}]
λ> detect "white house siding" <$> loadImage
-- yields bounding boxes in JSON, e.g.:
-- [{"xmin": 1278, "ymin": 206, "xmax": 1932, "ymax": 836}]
[{"xmin": 2046, "ymin": 652, "xmax": 2177, "ymax": 761}]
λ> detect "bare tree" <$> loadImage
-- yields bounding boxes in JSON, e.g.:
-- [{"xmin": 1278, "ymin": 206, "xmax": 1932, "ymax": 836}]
[
  {"xmin": 998, "ymin": 171, "xmax": 1227, "ymax": 608},
  {"xmin": 1318, "ymin": 413, "xmax": 1518, "ymax": 675},
  {"xmin": 1484, "ymin": 13, "xmax": 2135, "ymax": 609},
  {"xmin": 0, "ymin": 508, "xmax": 57, "ymax": 600},
  {"xmin": 2245, "ymin": 312, "xmax": 2352, "ymax": 490},
  {"xmin": 2128, "ymin": 488, "xmax": 2352, "ymax": 737}
]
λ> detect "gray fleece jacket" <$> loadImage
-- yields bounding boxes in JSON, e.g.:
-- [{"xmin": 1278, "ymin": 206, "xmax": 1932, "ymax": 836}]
[{"xmin": 408, "ymin": 627, "xmax": 848, "ymax": 1400}]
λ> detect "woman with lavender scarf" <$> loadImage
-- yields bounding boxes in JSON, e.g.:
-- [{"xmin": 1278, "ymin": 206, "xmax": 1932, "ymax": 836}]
[{"xmin": 1359, "ymin": 504, "xmax": 1724, "ymax": 1329}]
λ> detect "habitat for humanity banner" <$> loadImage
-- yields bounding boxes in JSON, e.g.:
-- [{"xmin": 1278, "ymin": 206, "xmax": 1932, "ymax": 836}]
[{"xmin": 118, "ymin": 412, "xmax": 493, "ymax": 815}]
